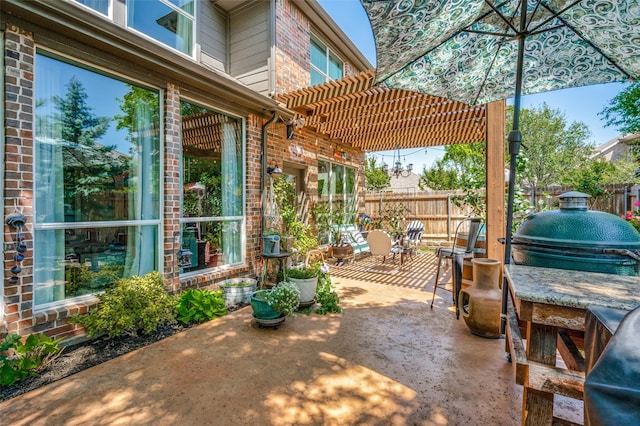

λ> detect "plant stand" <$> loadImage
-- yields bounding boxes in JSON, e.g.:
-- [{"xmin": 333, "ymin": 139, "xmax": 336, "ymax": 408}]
[
  {"xmin": 330, "ymin": 245, "xmax": 354, "ymax": 266},
  {"xmin": 253, "ymin": 315, "xmax": 286, "ymax": 329},
  {"xmin": 298, "ymin": 299, "xmax": 315, "ymax": 309},
  {"xmin": 260, "ymin": 251, "xmax": 290, "ymax": 288}
]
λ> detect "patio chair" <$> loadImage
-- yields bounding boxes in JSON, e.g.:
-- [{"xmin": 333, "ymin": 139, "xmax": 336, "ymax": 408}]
[
  {"xmin": 404, "ymin": 220, "xmax": 424, "ymax": 258},
  {"xmin": 366, "ymin": 229, "xmax": 402, "ymax": 264},
  {"xmin": 430, "ymin": 217, "xmax": 482, "ymax": 310}
]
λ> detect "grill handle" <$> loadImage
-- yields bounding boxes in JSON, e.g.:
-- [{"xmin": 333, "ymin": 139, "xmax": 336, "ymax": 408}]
[{"xmin": 603, "ymin": 249, "xmax": 640, "ymax": 262}]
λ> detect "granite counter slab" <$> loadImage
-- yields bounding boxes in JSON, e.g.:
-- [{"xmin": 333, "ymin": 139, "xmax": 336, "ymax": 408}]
[{"xmin": 505, "ymin": 264, "xmax": 640, "ymax": 311}]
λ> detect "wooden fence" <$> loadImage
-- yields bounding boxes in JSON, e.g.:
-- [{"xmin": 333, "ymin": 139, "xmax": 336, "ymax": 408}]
[{"xmin": 364, "ymin": 184, "xmax": 640, "ymax": 243}]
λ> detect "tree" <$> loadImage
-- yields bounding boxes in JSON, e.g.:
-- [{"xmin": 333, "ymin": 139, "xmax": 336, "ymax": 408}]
[
  {"xmin": 418, "ymin": 142, "xmax": 486, "ymax": 190},
  {"xmin": 417, "ymin": 163, "xmax": 460, "ymax": 190},
  {"xmin": 364, "ymin": 156, "xmax": 390, "ymax": 191},
  {"xmin": 599, "ymin": 81, "xmax": 640, "ymax": 135},
  {"xmin": 510, "ymin": 103, "xmax": 593, "ymax": 193},
  {"xmin": 53, "ymin": 76, "xmax": 109, "ymax": 146}
]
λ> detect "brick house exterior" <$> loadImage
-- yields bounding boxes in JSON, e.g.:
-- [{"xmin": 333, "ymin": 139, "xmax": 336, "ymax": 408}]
[{"xmin": 1, "ymin": 0, "xmax": 371, "ymax": 339}]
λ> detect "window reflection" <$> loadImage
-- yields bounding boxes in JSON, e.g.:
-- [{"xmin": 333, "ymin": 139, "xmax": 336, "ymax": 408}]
[
  {"xmin": 128, "ymin": 0, "xmax": 195, "ymax": 56},
  {"xmin": 180, "ymin": 101, "xmax": 244, "ymax": 273},
  {"xmin": 34, "ymin": 52, "xmax": 160, "ymax": 306},
  {"xmin": 34, "ymin": 226, "xmax": 157, "ymax": 305}
]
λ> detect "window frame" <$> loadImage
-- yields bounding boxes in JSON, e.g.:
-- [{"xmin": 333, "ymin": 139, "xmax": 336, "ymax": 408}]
[
  {"xmin": 125, "ymin": 0, "xmax": 197, "ymax": 58},
  {"xmin": 178, "ymin": 98, "xmax": 247, "ymax": 277},
  {"xmin": 317, "ymin": 158, "xmax": 358, "ymax": 244},
  {"xmin": 32, "ymin": 49, "xmax": 164, "ymax": 311},
  {"xmin": 310, "ymin": 34, "xmax": 344, "ymax": 86},
  {"xmin": 72, "ymin": 0, "xmax": 112, "ymax": 18}
]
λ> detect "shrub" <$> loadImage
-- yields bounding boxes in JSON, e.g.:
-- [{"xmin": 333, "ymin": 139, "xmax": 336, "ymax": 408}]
[
  {"xmin": 314, "ymin": 263, "xmax": 343, "ymax": 314},
  {"xmin": 175, "ymin": 289, "xmax": 227, "ymax": 324},
  {"xmin": 69, "ymin": 271, "xmax": 176, "ymax": 338},
  {"xmin": 1, "ymin": 333, "xmax": 64, "ymax": 386}
]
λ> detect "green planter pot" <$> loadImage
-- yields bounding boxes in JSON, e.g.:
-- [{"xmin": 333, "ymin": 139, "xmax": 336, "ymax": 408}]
[{"xmin": 250, "ymin": 290, "xmax": 281, "ymax": 320}]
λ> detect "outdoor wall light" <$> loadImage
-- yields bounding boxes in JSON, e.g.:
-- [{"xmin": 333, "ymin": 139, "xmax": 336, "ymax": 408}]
[
  {"xmin": 267, "ymin": 163, "xmax": 282, "ymax": 177},
  {"xmin": 285, "ymin": 117, "xmax": 305, "ymax": 140}
]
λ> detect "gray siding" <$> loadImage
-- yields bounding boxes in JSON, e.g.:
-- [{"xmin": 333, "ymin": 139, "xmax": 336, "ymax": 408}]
[
  {"xmin": 229, "ymin": 2, "xmax": 270, "ymax": 95},
  {"xmin": 199, "ymin": 1, "xmax": 227, "ymax": 72}
]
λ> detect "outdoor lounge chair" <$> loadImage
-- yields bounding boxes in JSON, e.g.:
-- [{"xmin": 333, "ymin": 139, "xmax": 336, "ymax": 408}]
[
  {"xmin": 430, "ymin": 217, "xmax": 482, "ymax": 310},
  {"xmin": 332, "ymin": 224, "xmax": 370, "ymax": 256},
  {"xmin": 366, "ymin": 229, "xmax": 402, "ymax": 264},
  {"xmin": 404, "ymin": 220, "xmax": 424, "ymax": 257}
]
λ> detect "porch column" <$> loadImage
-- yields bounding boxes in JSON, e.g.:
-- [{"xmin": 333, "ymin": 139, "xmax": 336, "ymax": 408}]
[{"xmin": 485, "ymin": 100, "xmax": 506, "ymax": 263}]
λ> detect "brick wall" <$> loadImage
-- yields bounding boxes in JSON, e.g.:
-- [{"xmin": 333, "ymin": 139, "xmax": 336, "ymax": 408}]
[
  {"xmin": 3, "ymin": 25, "xmax": 36, "ymax": 337},
  {"xmin": 1, "ymin": 26, "xmax": 264, "ymax": 339},
  {"xmin": 274, "ymin": 0, "xmax": 361, "ymax": 95},
  {"xmin": 163, "ymin": 84, "xmax": 182, "ymax": 293}
]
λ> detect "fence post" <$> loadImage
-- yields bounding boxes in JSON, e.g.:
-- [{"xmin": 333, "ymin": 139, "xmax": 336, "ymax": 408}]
[
  {"xmin": 531, "ymin": 188, "xmax": 535, "ymax": 209},
  {"xmin": 447, "ymin": 194, "xmax": 452, "ymax": 241}
]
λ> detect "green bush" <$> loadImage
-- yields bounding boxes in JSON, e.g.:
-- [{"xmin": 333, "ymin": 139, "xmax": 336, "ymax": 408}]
[
  {"xmin": 69, "ymin": 271, "xmax": 177, "ymax": 338},
  {"xmin": 175, "ymin": 289, "xmax": 227, "ymax": 324},
  {"xmin": 314, "ymin": 264, "xmax": 343, "ymax": 314},
  {"xmin": 1, "ymin": 333, "xmax": 64, "ymax": 386}
]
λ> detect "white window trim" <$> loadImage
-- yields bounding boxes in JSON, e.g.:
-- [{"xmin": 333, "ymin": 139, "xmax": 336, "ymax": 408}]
[
  {"xmin": 178, "ymin": 99, "xmax": 247, "ymax": 275},
  {"xmin": 310, "ymin": 34, "xmax": 344, "ymax": 84},
  {"xmin": 125, "ymin": 0, "xmax": 197, "ymax": 59},
  {"xmin": 32, "ymin": 49, "xmax": 165, "ymax": 310},
  {"xmin": 70, "ymin": 0, "xmax": 113, "ymax": 19}
]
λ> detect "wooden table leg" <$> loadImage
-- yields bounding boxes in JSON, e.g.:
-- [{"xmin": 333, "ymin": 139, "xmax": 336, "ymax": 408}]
[{"xmin": 523, "ymin": 321, "xmax": 557, "ymax": 426}]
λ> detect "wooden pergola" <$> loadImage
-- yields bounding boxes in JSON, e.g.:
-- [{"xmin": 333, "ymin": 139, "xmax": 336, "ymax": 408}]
[{"xmin": 276, "ymin": 70, "xmax": 506, "ymax": 261}]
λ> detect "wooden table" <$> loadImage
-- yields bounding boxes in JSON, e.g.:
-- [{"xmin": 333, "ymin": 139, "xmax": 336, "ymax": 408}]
[{"xmin": 504, "ymin": 264, "xmax": 640, "ymax": 426}]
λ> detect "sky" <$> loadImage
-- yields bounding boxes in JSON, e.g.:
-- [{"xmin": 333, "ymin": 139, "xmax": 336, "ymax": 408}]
[{"xmin": 317, "ymin": 0, "xmax": 631, "ymax": 172}]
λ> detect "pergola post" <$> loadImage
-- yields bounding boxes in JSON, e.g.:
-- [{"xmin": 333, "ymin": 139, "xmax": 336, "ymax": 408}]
[{"xmin": 485, "ymin": 100, "xmax": 506, "ymax": 263}]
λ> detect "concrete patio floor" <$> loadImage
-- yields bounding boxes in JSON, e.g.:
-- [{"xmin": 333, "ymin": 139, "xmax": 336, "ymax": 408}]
[{"xmin": 0, "ymin": 252, "xmax": 581, "ymax": 425}]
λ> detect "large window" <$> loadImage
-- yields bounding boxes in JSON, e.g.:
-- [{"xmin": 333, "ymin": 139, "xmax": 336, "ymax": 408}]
[
  {"xmin": 317, "ymin": 160, "xmax": 357, "ymax": 243},
  {"xmin": 34, "ymin": 52, "xmax": 161, "ymax": 307},
  {"xmin": 180, "ymin": 101, "xmax": 244, "ymax": 274},
  {"xmin": 127, "ymin": 0, "xmax": 195, "ymax": 56},
  {"xmin": 310, "ymin": 35, "xmax": 344, "ymax": 87}
]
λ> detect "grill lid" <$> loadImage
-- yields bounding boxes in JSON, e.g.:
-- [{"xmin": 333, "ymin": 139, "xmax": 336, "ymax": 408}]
[{"xmin": 514, "ymin": 191, "xmax": 640, "ymax": 249}]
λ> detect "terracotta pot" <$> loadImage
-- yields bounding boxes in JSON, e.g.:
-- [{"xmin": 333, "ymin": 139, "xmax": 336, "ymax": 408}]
[
  {"xmin": 331, "ymin": 245, "xmax": 353, "ymax": 259},
  {"xmin": 459, "ymin": 258, "xmax": 502, "ymax": 338}
]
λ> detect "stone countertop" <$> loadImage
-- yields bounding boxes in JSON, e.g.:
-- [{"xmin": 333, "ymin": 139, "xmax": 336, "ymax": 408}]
[{"xmin": 505, "ymin": 264, "xmax": 640, "ymax": 311}]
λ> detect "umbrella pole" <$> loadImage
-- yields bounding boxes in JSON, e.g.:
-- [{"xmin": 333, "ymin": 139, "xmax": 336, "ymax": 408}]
[{"xmin": 501, "ymin": 1, "xmax": 528, "ymax": 336}]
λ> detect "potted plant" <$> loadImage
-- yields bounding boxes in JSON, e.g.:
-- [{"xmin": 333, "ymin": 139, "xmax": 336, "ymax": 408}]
[
  {"xmin": 203, "ymin": 232, "xmax": 221, "ymax": 266},
  {"xmin": 250, "ymin": 281, "xmax": 300, "ymax": 327},
  {"xmin": 328, "ymin": 209, "xmax": 353, "ymax": 262},
  {"xmin": 287, "ymin": 264, "xmax": 319, "ymax": 306},
  {"xmin": 219, "ymin": 277, "xmax": 257, "ymax": 307}
]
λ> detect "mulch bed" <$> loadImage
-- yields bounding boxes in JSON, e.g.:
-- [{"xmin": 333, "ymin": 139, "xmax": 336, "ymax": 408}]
[{"xmin": 1, "ymin": 305, "xmax": 245, "ymax": 403}]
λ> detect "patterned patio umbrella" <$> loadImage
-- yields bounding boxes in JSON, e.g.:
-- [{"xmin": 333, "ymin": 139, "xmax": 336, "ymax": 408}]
[{"xmin": 361, "ymin": 0, "xmax": 640, "ymax": 332}]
